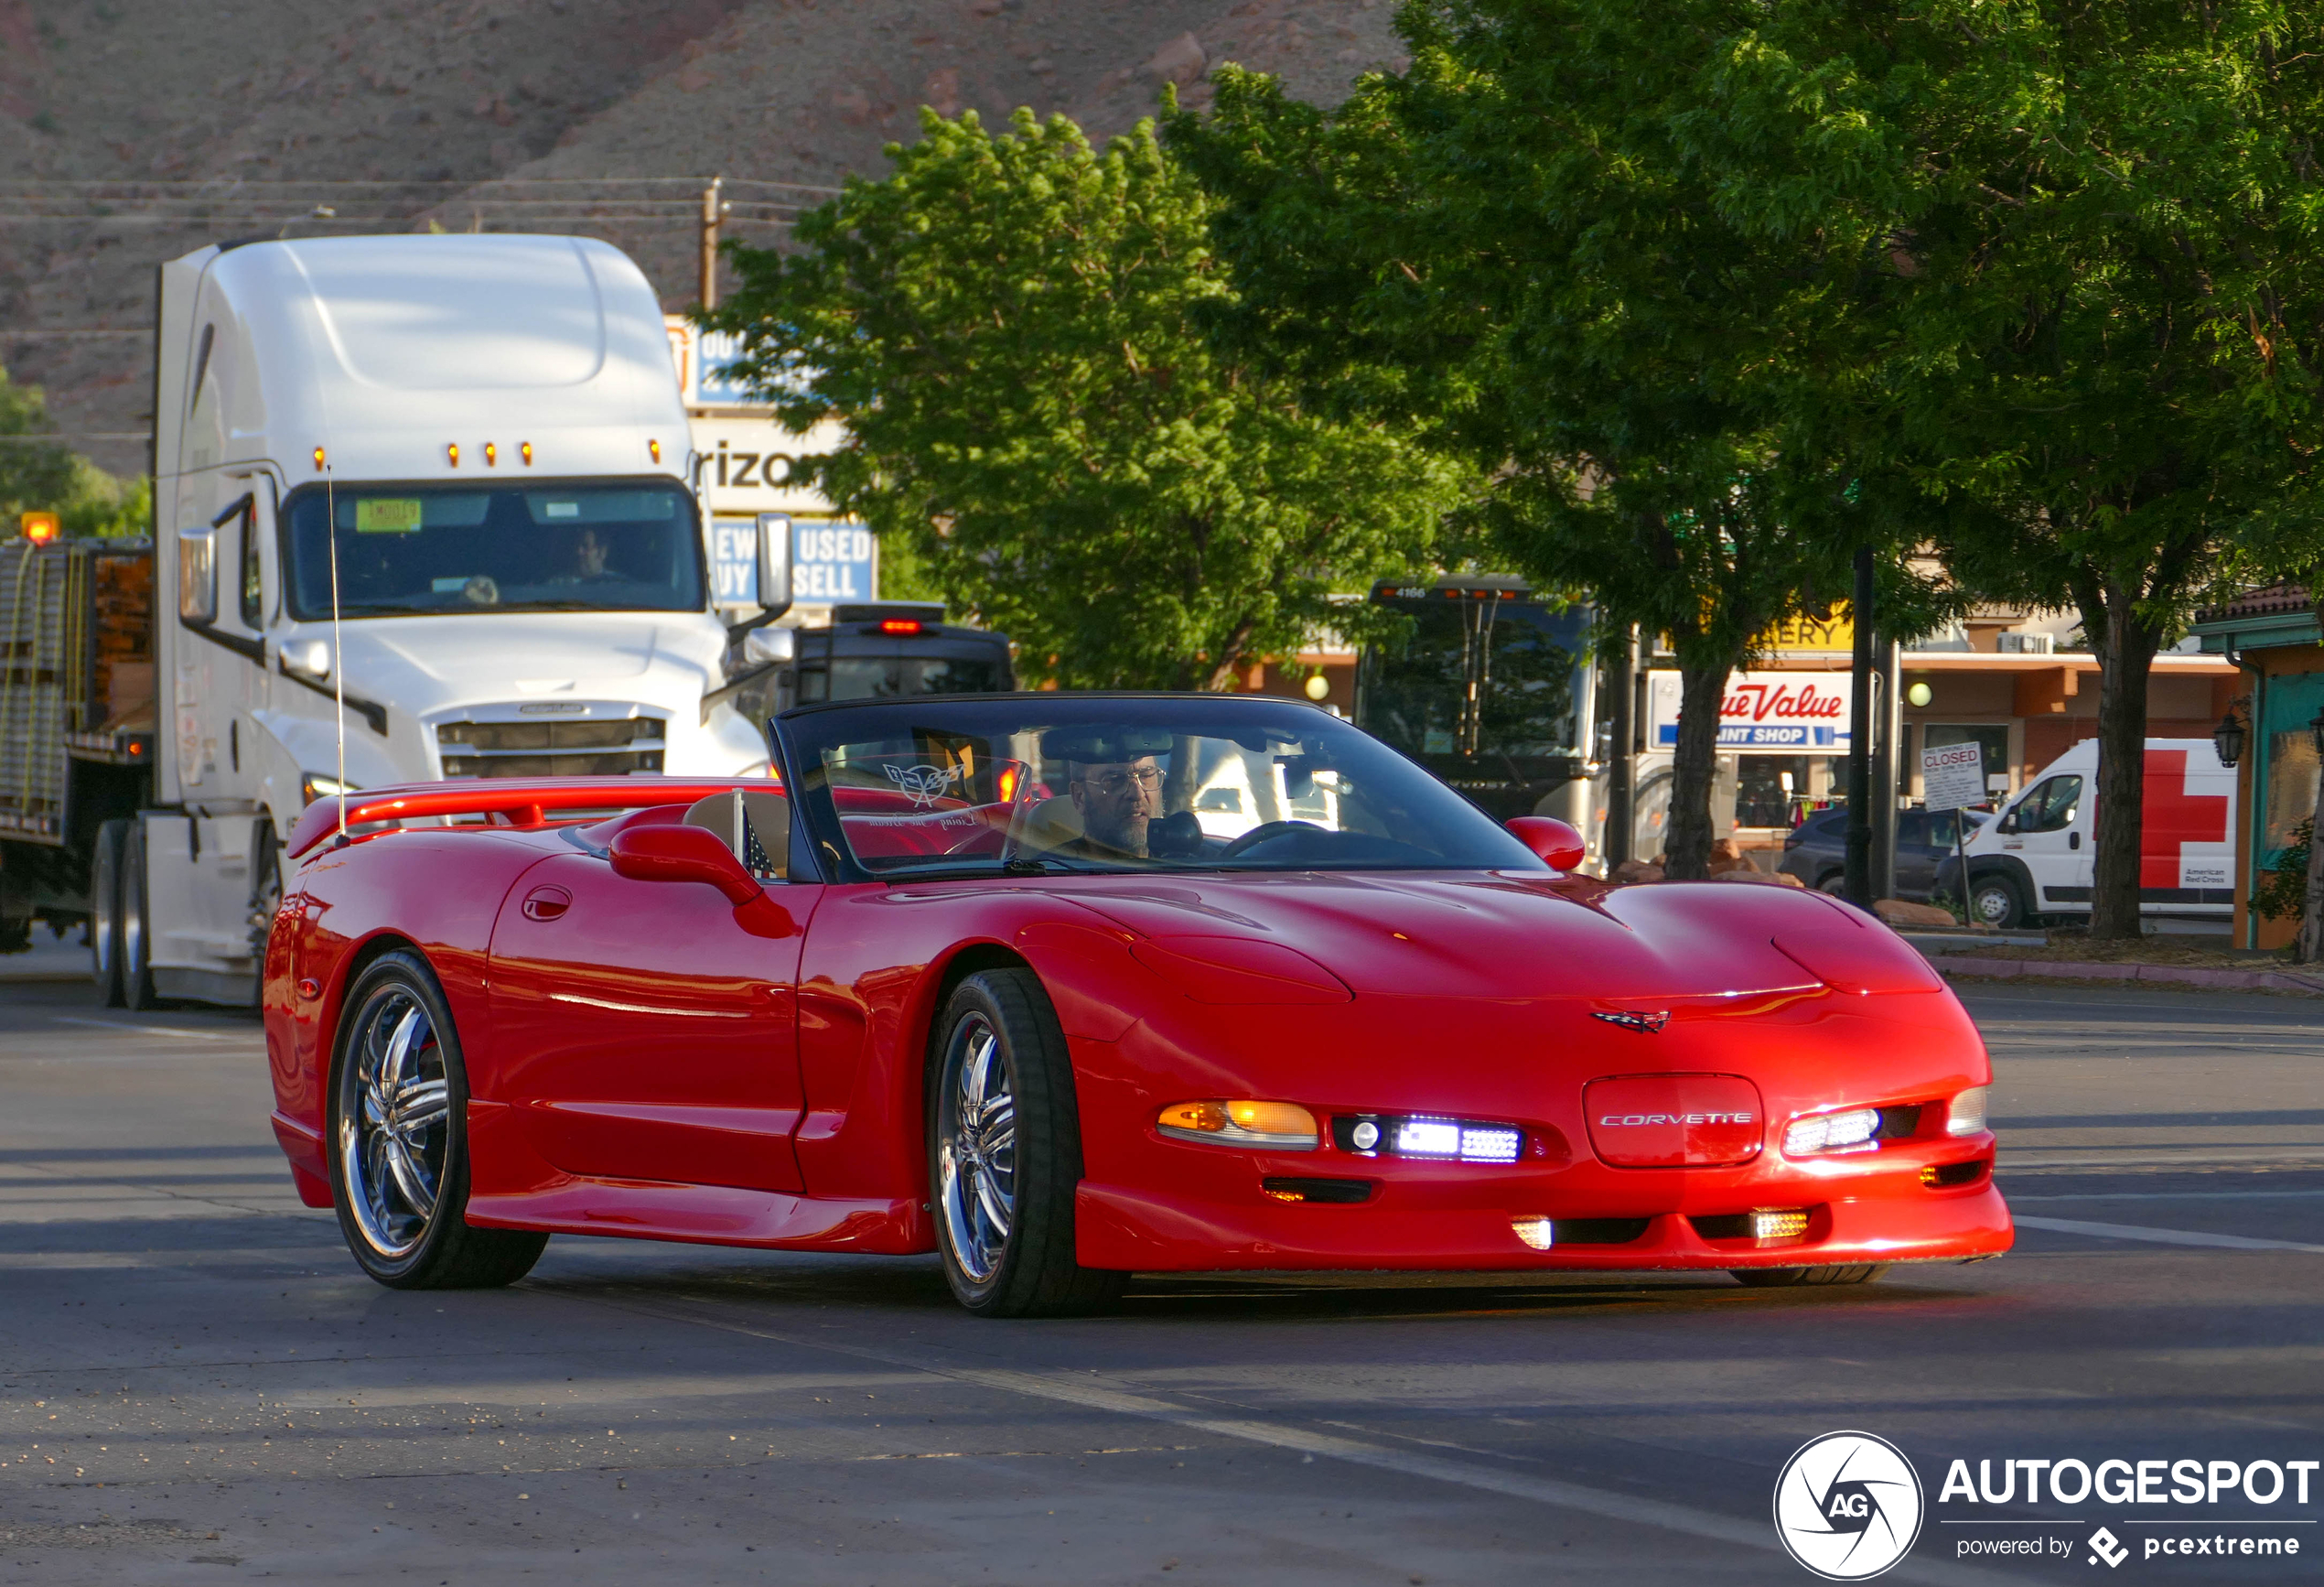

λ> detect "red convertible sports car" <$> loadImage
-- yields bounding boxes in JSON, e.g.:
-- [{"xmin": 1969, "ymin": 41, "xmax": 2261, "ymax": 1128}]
[{"xmin": 264, "ymin": 692, "xmax": 2010, "ymax": 1315}]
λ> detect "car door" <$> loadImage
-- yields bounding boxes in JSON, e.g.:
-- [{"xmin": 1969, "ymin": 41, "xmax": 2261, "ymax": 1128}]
[
  {"xmin": 1999, "ymin": 772, "xmax": 2092, "ymax": 910},
  {"xmin": 1892, "ymin": 810, "xmax": 1935, "ymax": 897},
  {"xmin": 488, "ymin": 847, "xmax": 816, "ymax": 1193}
]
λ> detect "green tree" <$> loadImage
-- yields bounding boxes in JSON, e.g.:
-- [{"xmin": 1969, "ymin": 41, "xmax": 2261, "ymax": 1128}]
[
  {"xmin": 1172, "ymin": 9, "xmax": 1947, "ymax": 878},
  {"xmin": 709, "ymin": 108, "xmax": 1469, "ymax": 690},
  {"xmin": 0, "ymin": 361, "xmax": 79, "ymax": 524}
]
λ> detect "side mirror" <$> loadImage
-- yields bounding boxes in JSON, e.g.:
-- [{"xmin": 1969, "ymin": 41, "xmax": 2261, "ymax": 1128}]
[
  {"xmin": 1996, "ymin": 810, "xmax": 2018, "ymax": 835},
  {"xmin": 1507, "ymin": 815, "xmax": 1587, "ymax": 870},
  {"xmin": 755, "ymin": 512, "xmax": 793, "ymax": 621},
  {"xmin": 744, "ymin": 625, "xmax": 796, "ymax": 665},
  {"xmin": 608, "ymin": 823, "xmax": 761, "ymax": 905},
  {"xmin": 178, "ymin": 525, "xmax": 218, "ymax": 624}
]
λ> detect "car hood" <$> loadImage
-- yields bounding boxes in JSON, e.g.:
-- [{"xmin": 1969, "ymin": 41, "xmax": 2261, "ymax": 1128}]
[{"xmin": 1056, "ymin": 871, "xmax": 1867, "ymax": 1001}]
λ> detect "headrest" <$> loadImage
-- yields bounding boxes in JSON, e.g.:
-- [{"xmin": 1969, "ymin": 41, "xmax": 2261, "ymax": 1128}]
[
  {"xmin": 1013, "ymin": 794, "xmax": 1084, "ymax": 852},
  {"xmin": 682, "ymin": 789, "xmax": 791, "ymax": 877},
  {"xmin": 1038, "ymin": 725, "xmax": 1175, "ymax": 765}
]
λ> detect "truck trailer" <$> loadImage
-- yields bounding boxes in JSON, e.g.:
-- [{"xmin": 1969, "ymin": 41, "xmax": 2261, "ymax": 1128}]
[{"xmin": 0, "ymin": 232, "xmax": 791, "ymax": 1007}]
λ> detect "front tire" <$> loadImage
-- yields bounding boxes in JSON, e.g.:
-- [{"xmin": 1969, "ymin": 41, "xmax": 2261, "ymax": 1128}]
[
  {"xmin": 930, "ymin": 968, "xmax": 1125, "ymax": 1318},
  {"xmin": 90, "ymin": 818, "xmax": 128, "ymax": 1007},
  {"xmin": 1968, "ymin": 872, "xmax": 2026, "ymax": 930},
  {"xmin": 328, "ymin": 950, "xmax": 547, "ymax": 1290},
  {"xmin": 1730, "ymin": 1264, "xmax": 1890, "ymax": 1288},
  {"xmin": 120, "ymin": 822, "xmax": 159, "ymax": 1010}
]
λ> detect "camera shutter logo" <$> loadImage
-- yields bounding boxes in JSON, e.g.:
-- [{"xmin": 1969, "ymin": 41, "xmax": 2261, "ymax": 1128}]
[{"xmin": 1773, "ymin": 1431, "xmax": 1925, "ymax": 1581}]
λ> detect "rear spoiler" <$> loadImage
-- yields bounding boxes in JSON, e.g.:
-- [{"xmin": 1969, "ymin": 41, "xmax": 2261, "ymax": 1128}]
[{"xmin": 286, "ymin": 776, "xmax": 781, "ymax": 860}]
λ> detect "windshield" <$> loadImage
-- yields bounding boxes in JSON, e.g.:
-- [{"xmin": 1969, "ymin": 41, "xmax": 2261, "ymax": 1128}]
[
  {"xmin": 282, "ymin": 480, "xmax": 705, "ymax": 619},
  {"xmin": 783, "ymin": 696, "xmax": 1548, "ymax": 882},
  {"xmin": 1362, "ymin": 599, "xmax": 1587, "ymax": 760}
]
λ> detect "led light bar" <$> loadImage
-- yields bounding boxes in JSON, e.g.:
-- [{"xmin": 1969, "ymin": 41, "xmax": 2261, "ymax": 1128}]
[
  {"xmin": 1782, "ymin": 1107, "xmax": 1880, "ymax": 1157},
  {"xmin": 1751, "ymin": 1208, "xmax": 1810, "ymax": 1241},
  {"xmin": 1335, "ymin": 1114, "xmax": 1524, "ymax": 1164},
  {"xmin": 1512, "ymin": 1215, "xmax": 1555, "ymax": 1251}
]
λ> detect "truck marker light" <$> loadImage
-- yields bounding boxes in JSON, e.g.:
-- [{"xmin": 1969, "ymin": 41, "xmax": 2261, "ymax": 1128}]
[
  {"xmin": 520, "ymin": 442, "xmax": 533, "ymax": 467},
  {"xmin": 483, "ymin": 442, "xmax": 497, "ymax": 467},
  {"xmin": 311, "ymin": 447, "xmax": 326, "ymax": 472},
  {"xmin": 878, "ymin": 619, "xmax": 924, "ymax": 635},
  {"xmin": 445, "ymin": 443, "xmax": 459, "ymax": 468},
  {"xmin": 648, "ymin": 438, "xmax": 662, "ymax": 464}
]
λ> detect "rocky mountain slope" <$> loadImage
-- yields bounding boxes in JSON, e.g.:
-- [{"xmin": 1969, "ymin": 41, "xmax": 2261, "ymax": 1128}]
[{"xmin": 1, "ymin": 0, "xmax": 1406, "ymax": 478}]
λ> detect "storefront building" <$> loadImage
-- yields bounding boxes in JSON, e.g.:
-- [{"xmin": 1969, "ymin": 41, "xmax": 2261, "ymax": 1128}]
[{"xmin": 2190, "ymin": 584, "xmax": 2322, "ymax": 951}]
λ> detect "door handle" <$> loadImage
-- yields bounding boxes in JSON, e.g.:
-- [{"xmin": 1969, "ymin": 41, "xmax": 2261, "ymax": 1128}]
[
  {"xmin": 2068, "ymin": 832, "xmax": 2081, "ymax": 850},
  {"xmin": 522, "ymin": 885, "xmax": 572, "ymax": 922}
]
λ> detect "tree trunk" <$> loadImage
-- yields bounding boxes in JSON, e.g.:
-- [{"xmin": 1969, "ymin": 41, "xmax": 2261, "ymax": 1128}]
[
  {"xmin": 1663, "ymin": 663, "xmax": 1728, "ymax": 880},
  {"xmin": 2086, "ymin": 578, "xmax": 2163, "ymax": 941},
  {"xmin": 2303, "ymin": 595, "xmax": 2324, "ymax": 963}
]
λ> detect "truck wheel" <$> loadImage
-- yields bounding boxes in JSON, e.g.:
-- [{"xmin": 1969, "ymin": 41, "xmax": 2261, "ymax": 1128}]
[
  {"xmin": 1968, "ymin": 873, "xmax": 2025, "ymax": 930},
  {"xmin": 246, "ymin": 818, "xmax": 281, "ymax": 978},
  {"xmin": 328, "ymin": 949, "xmax": 549, "ymax": 1290},
  {"xmin": 90, "ymin": 819, "xmax": 129, "ymax": 1007},
  {"xmin": 121, "ymin": 822, "xmax": 160, "ymax": 1010}
]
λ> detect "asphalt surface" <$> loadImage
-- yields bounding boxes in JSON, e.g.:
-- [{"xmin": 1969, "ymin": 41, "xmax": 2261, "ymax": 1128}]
[{"xmin": 2, "ymin": 936, "xmax": 2320, "ymax": 1585}]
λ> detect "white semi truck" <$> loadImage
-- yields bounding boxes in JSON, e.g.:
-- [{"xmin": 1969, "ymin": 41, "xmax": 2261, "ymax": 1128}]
[{"xmin": 0, "ymin": 233, "xmax": 791, "ymax": 1007}]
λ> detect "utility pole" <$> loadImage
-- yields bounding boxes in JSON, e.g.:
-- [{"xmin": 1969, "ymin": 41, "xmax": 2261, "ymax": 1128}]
[
  {"xmin": 699, "ymin": 176, "xmax": 726, "ymax": 310},
  {"xmin": 1605, "ymin": 625, "xmax": 1638, "ymax": 868},
  {"xmin": 1843, "ymin": 545, "xmax": 1876, "ymax": 908},
  {"xmin": 1872, "ymin": 633, "xmax": 1900, "ymax": 900}
]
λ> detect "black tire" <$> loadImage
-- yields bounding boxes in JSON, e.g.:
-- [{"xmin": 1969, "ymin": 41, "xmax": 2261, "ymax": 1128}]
[
  {"xmin": 90, "ymin": 818, "xmax": 128, "ymax": 1007},
  {"xmin": 928, "ymin": 967, "xmax": 1126, "ymax": 1318},
  {"xmin": 120, "ymin": 822, "xmax": 160, "ymax": 1010},
  {"xmin": 1730, "ymin": 1264, "xmax": 1890, "ymax": 1288},
  {"xmin": 1814, "ymin": 869, "xmax": 1845, "ymax": 897},
  {"xmin": 1968, "ymin": 871, "xmax": 2026, "ymax": 930},
  {"xmin": 327, "ymin": 949, "xmax": 548, "ymax": 1290},
  {"xmin": 245, "ymin": 818, "xmax": 281, "ymax": 997},
  {"xmin": 0, "ymin": 913, "xmax": 29, "ymax": 954}
]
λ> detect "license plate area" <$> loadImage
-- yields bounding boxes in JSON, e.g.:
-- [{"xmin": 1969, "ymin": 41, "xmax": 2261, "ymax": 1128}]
[{"xmin": 1584, "ymin": 1074, "xmax": 1764, "ymax": 1167}]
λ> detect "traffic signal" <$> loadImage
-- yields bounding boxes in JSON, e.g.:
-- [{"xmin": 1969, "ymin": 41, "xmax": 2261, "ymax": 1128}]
[{"xmin": 17, "ymin": 512, "xmax": 59, "ymax": 544}]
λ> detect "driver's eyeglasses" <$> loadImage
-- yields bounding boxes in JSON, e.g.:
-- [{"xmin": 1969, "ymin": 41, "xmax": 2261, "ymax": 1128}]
[{"xmin": 1080, "ymin": 767, "xmax": 1164, "ymax": 796}]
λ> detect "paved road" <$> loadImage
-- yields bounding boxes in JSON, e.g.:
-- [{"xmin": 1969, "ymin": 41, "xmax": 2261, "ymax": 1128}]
[{"xmin": 2, "ymin": 951, "xmax": 2320, "ymax": 1585}]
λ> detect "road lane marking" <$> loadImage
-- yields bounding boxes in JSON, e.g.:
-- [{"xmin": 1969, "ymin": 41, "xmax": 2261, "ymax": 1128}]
[
  {"xmin": 588, "ymin": 1296, "xmax": 2026, "ymax": 1587},
  {"xmin": 2009, "ymin": 1190, "xmax": 2324, "ymax": 1202},
  {"xmin": 2013, "ymin": 1215, "xmax": 2324, "ymax": 1253},
  {"xmin": 47, "ymin": 1017, "xmax": 239, "ymax": 1042}
]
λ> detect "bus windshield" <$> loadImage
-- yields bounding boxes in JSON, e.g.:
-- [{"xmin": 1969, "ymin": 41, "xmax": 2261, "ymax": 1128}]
[
  {"xmin": 282, "ymin": 481, "xmax": 705, "ymax": 620},
  {"xmin": 1362, "ymin": 594, "xmax": 1588, "ymax": 760}
]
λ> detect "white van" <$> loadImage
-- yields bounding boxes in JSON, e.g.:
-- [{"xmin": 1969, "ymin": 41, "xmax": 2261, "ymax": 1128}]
[{"xmin": 1942, "ymin": 739, "xmax": 2235, "ymax": 928}]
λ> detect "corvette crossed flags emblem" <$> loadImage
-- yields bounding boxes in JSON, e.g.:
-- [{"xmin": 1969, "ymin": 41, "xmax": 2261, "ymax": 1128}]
[{"xmin": 1592, "ymin": 1009, "xmax": 1670, "ymax": 1034}]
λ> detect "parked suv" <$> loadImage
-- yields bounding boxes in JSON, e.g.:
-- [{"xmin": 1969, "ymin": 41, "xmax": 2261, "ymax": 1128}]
[{"xmin": 1777, "ymin": 805, "xmax": 1990, "ymax": 901}]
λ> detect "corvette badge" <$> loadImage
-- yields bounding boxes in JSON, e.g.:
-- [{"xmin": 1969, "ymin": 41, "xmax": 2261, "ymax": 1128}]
[{"xmin": 1592, "ymin": 1009, "xmax": 1670, "ymax": 1034}]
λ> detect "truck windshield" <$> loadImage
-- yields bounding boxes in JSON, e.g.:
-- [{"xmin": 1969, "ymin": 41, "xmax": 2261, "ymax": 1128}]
[{"xmin": 282, "ymin": 482, "xmax": 705, "ymax": 620}]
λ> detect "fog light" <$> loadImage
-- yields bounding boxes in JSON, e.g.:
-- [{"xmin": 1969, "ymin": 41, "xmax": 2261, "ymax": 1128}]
[
  {"xmin": 1512, "ymin": 1215, "xmax": 1555, "ymax": 1251},
  {"xmin": 1350, "ymin": 1120, "xmax": 1381, "ymax": 1151},
  {"xmin": 1947, "ymin": 1085, "xmax": 1989, "ymax": 1137},
  {"xmin": 1157, "ymin": 1099, "xmax": 1318, "ymax": 1150},
  {"xmin": 1784, "ymin": 1107, "xmax": 1879, "ymax": 1157},
  {"xmin": 1752, "ymin": 1208, "xmax": 1810, "ymax": 1241}
]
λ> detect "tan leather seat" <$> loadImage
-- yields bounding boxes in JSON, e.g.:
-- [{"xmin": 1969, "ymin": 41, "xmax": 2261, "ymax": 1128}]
[
  {"xmin": 682, "ymin": 789, "xmax": 791, "ymax": 879},
  {"xmin": 1012, "ymin": 794, "xmax": 1083, "ymax": 855}
]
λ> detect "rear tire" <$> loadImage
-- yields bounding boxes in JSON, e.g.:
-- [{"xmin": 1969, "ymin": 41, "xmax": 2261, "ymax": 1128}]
[
  {"xmin": 90, "ymin": 819, "xmax": 128, "ymax": 1007},
  {"xmin": 1814, "ymin": 870, "xmax": 1845, "ymax": 897},
  {"xmin": 120, "ymin": 823, "xmax": 159, "ymax": 1010},
  {"xmin": 1730, "ymin": 1264, "xmax": 1890, "ymax": 1288},
  {"xmin": 929, "ymin": 968, "xmax": 1126, "ymax": 1318},
  {"xmin": 1968, "ymin": 872, "xmax": 2026, "ymax": 930},
  {"xmin": 328, "ymin": 949, "xmax": 548, "ymax": 1290}
]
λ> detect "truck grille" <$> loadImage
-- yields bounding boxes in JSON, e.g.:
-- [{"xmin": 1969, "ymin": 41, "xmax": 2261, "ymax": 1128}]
[{"xmin": 436, "ymin": 716, "xmax": 666, "ymax": 778}]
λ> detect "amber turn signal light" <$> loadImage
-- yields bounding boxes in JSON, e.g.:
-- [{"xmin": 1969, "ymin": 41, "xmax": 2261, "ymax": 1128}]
[{"xmin": 1157, "ymin": 1099, "xmax": 1319, "ymax": 1150}]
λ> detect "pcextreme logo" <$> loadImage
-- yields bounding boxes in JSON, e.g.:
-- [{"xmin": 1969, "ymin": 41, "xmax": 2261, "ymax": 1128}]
[{"xmin": 1773, "ymin": 1431, "xmax": 1926, "ymax": 1581}]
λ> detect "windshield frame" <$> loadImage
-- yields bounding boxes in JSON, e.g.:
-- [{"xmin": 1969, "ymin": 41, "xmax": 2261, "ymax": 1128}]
[
  {"xmin": 277, "ymin": 475, "xmax": 708, "ymax": 621},
  {"xmin": 773, "ymin": 691, "xmax": 1552, "ymax": 886}
]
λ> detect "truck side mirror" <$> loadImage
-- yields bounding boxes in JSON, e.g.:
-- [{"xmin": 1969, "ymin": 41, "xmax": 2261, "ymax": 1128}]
[
  {"xmin": 178, "ymin": 525, "xmax": 218, "ymax": 624},
  {"xmin": 755, "ymin": 512, "xmax": 792, "ymax": 621},
  {"xmin": 743, "ymin": 626, "xmax": 795, "ymax": 665},
  {"xmin": 1996, "ymin": 809, "xmax": 2018, "ymax": 835}
]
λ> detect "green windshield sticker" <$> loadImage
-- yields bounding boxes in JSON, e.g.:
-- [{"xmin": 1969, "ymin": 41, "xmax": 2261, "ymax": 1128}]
[{"xmin": 354, "ymin": 499, "xmax": 425, "ymax": 534}]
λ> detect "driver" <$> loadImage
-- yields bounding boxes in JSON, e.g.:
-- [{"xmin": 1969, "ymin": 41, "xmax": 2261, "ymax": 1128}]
[{"xmin": 1064, "ymin": 755, "xmax": 1162, "ymax": 859}]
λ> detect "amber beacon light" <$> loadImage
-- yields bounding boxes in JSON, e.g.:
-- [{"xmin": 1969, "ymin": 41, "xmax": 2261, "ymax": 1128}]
[{"xmin": 446, "ymin": 442, "xmax": 460, "ymax": 468}]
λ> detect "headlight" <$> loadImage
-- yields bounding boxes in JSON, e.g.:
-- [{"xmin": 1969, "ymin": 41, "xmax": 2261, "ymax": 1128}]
[
  {"xmin": 1157, "ymin": 1099, "xmax": 1318, "ymax": 1150},
  {"xmin": 300, "ymin": 772, "xmax": 355, "ymax": 804},
  {"xmin": 1783, "ymin": 1107, "xmax": 1880, "ymax": 1157},
  {"xmin": 1946, "ymin": 1085, "xmax": 1989, "ymax": 1137}
]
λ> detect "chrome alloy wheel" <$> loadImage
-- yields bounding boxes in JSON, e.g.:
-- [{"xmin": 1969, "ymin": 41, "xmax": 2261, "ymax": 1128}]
[
  {"xmin": 938, "ymin": 1013, "xmax": 1017, "ymax": 1284},
  {"xmin": 338, "ymin": 989, "xmax": 452, "ymax": 1260}
]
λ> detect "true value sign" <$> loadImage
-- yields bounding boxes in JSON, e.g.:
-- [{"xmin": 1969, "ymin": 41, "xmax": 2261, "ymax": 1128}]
[{"xmin": 1648, "ymin": 672, "xmax": 1854, "ymax": 751}]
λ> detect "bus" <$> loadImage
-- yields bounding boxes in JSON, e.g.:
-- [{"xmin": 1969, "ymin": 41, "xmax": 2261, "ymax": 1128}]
[{"xmin": 1354, "ymin": 577, "xmax": 1600, "ymax": 841}]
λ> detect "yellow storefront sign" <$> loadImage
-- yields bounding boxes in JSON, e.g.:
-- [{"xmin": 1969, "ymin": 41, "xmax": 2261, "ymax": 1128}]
[{"xmin": 1759, "ymin": 611, "xmax": 1854, "ymax": 653}]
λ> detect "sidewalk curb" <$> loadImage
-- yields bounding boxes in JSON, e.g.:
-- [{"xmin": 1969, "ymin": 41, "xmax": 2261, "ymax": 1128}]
[{"xmin": 1931, "ymin": 955, "xmax": 2324, "ymax": 998}]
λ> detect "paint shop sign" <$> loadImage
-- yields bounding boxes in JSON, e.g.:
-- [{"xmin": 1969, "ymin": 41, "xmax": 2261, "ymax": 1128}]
[
  {"xmin": 1773, "ymin": 1432, "xmax": 2319, "ymax": 1580},
  {"xmin": 1648, "ymin": 671, "xmax": 1853, "ymax": 751}
]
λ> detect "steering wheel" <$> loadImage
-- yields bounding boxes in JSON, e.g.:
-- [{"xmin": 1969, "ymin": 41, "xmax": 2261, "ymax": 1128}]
[{"xmin": 1216, "ymin": 819, "xmax": 1324, "ymax": 859}]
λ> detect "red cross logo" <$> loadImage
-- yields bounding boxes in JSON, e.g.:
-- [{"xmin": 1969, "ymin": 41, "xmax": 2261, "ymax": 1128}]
[{"xmin": 2140, "ymin": 750, "xmax": 2230, "ymax": 888}]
